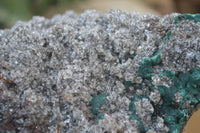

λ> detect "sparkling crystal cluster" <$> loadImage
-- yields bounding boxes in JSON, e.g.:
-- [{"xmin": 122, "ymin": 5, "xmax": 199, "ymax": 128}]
[{"xmin": 0, "ymin": 10, "xmax": 200, "ymax": 133}]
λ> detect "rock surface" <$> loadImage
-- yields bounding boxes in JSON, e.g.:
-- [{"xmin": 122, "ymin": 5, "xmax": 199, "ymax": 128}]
[{"xmin": 0, "ymin": 9, "xmax": 200, "ymax": 133}]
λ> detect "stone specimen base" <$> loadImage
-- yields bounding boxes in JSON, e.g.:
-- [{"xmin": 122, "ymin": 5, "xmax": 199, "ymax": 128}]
[{"xmin": 0, "ymin": 10, "xmax": 200, "ymax": 133}]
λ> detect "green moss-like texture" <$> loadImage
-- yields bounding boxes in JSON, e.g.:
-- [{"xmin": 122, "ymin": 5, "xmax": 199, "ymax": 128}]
[
  {"xmin": 138, "ymin": 50, "xmax": 162, "ymax": 80},
  {"xmin": 135, "ymin": 62, "xmax": 200, "ymax": 133},
  {"xmin": 174, "ymin": 14, "xmax": 200, "ymax": 24},
  {"xmin": 128, "ymin": 50, "xmax": 163, "ymax": 132},
  {"xmin": 158, "ymin": 68, "xmax": 200, "ymax": 133},
  {"xmin": 160, "ymin": 70, "xmax": 175, "ymax": 79},
  {"xmin": 129, "ymin": 27, "xmax": 200, "ymax": 132},
  {"xmin": 90, "ymin": 92, "xmax": 108, "ymax": 115},
  {"xmin": 136, "ymin": 44, "xmax": 200, "ymax": 133}
]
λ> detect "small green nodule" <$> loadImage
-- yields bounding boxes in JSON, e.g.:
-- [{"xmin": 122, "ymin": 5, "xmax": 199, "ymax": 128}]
[
  {"xmin": 138, "ymin": 50, "xmax": 162, "ymax": 80},
  {"xmin": 124, "ymin": 81, "xmax": 134, "ymax": 89},
  {"xmin": 96, "ymin": 113, "xmax": 104, "ymax": 123},
  {"xmin": 150, "ymin": 50, "xmax": 162, "ymax": 66},
  {"xmin": 65, "ymin": 113, "xmax": 69, "ymax": 117},
  {"xmin": 90, "ymin": 92, "xmax": 108, "ymax": 115}
]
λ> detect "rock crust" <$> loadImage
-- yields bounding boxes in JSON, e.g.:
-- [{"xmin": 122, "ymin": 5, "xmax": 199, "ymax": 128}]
[{"xmin": 0, "ymin": 9, "xmax": 200, "ymax": 133}]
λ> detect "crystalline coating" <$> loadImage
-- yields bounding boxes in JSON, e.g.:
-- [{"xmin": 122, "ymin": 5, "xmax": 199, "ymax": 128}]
[{"xmin": 0, "ymin": 9, "xmax": 200, "ymax": 133}]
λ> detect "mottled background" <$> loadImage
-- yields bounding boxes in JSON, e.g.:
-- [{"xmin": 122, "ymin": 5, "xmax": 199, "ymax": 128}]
[{"xmin": 0, "ymin": 0, "xmax": 199, "ymax": 132}]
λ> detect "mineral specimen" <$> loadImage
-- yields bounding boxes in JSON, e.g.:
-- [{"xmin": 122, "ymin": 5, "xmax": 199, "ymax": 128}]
[{"xmin": 0, "ymin": 9, "xmax": 200, "ymax": 133}]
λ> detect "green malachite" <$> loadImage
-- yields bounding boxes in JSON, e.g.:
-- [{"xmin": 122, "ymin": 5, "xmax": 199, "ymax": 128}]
[
  {"xmin": 91, "ymin": 13, "xmax": 200, "ymax": 133},
  {"xmin": 138, "ymin": 50, "xmax": 162, "ymax": 80},
  {"xmin": 124, "ymin": 81, "xmax": 134, "ymax": 89},
  {"xmin": 90, "ymin": 92, "xmax": 108, "ymax": 115},
  {"xmin": 131, "ymin": 63, "xmax": 200, "ymax": 133},
  {"xmin": 127, "ymin": 27, "xmax": 200, "ymax": 132},
  {"xmin": 129, "ymin": 96, "xmax": 145, "ymax": 132},
  {"xmin": 174, "ymin": 14, "xmax": 200, "ymax": 24},
  {"xmin": 96, "ymin": 113, "xmax": 104, "ymax": 123},
  {"xmin": 158, "ymin": 68, "xmax": 200, "ymax": 133}
]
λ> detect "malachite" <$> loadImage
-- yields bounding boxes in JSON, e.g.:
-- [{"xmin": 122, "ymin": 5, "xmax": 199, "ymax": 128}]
[
  {"xmin": 129, "ymin": 96, "xmax": 145, "ymax": 132},
  {"xmin": 160, "ymin": 70, "xmax": 175, "ymax": 79},
  {"xmin": 128, "ymin": 37, "xmax": 200, "ymax": 132},
  {"xmin": 96, "ymin": 113, "xmax": 104, "ymax": 123},
  {"xmin": 124, "ymin": 81, "xmax": 134, "ymax": 89},
  {"xmin": 89, "ymin": 92, "xmax": 108, "ymax": 115},
  {"xmin": 174, "ymin": 14, "xmax": 200, "ymax": 24},
  {"xmin": 158, "ymin": 68, "xmax": 200, "ymax": 133},
  {"xmin": 138, "ymin": 50, "xmax": 162, "ymax": 80}
]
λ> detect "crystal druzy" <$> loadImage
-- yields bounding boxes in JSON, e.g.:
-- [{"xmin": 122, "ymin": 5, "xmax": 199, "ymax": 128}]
[{"xmin": 0, "ymin": 10, "xmax": 200, "ymax": 133}]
